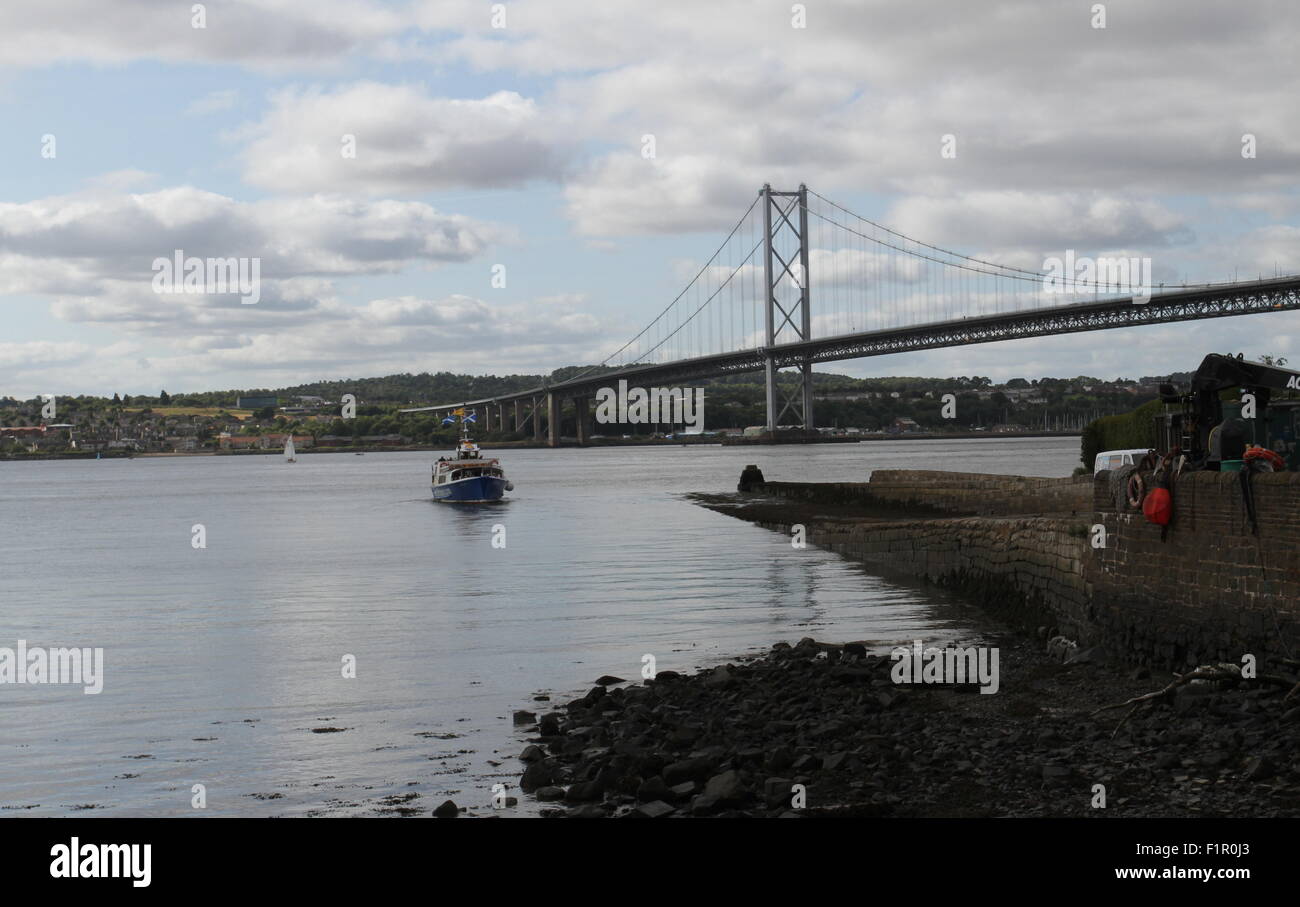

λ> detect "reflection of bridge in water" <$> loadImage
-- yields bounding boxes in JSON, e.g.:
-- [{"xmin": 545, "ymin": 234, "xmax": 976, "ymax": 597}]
[{"xmin": 403, "ymin": 185, "xmax": 1300, "ymax": 446}]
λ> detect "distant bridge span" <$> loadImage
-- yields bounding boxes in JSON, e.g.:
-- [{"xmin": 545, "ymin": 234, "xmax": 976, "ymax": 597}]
[{"xmin": 402, "ymin": 186, "xmax": 1300, "ymax": 445}]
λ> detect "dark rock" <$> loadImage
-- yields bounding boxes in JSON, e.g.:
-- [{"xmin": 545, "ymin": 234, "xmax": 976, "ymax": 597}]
[
  {"xmin": 1041, "ymin": 765, "xmax": 1072, "ymax": 782},
  {"xmin": 668, "ymin": 780, "xmax": 698, "ymax": 801},
  {"xmin": 764, "ymin": 777, "xmax": 795, "ymax": 808},
  {"xmin": 432, "ymin": 799, "xmax": 459, "ymax": 818},
  {"xmin": 520, "ymin": 759, "xmax": 558, "ymax": 792},
  {"xmin": 690, "ymin": 793, "xmax": 721, "ymax": 816},
  {"xmin": 663, "ymin": 756, "xmax": 714, "ymax": 786},
  {"xmin": 1154, "ymin": 752, "xmax": 1180, "ymax": 770},
  {"xmin": 512, "ymin": 710, "xmax": 537, "ymax": 726},
  {"xmin": 565, "ymin": 781, "xmax": 603, "ymax": 802},
  {"xmin": 767, "ymin": 746, "xmax": 795, "ymax": 771},
  {"xmin": 737, "ymin": 464, "xmax": 766, "ymax": 492},
  {"xmin": 702, "ymin": 769, "xmax": 745, "ymax": 805},
  {"xmin": 631, "ymin": 800, "xmax": 676, "ymax": 818},
  {"xmin": 1244, "ymin": 755, "xmax": 1275, "ymax": 781},
  {"xmin": 595, "ymin": 675, "xmax": 626, "ymax": 686},
  {"xmin": 636, "ymin": 775, "xmax": 672, "ymax": 802},
  {"xmin": 822, "ymin": 752, "xmax": 849, "ymax": 771},
  {"xmin": 534, "ymin": 786, "xmax": 566, "ymax": 802},
  {"xmin": 567, "ymin": 804, "xmax": 608, "ymax": 818},
  {"xmin": 538, "ymin": 713, "xmax": 562, "ymax": 736},
  {"xmin": 703, "ymin": 666, "xmax": 735, "ymax": 689},
  {"xmin": 519, "ymin": 744, "xmax": 545, "ymax": 762}
]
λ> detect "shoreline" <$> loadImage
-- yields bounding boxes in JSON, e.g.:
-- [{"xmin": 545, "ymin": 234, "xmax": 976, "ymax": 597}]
[
  {"xmin": 511, "ymin": 479, "xmax": 1300, "ymax": 818},
  {"xmin": 516, "ymin": 627, "xmax": 1300, "ymax": 819},
  {"xmin": 1, "ymin": 430, "xmax": 1082, "ymax": 461}
]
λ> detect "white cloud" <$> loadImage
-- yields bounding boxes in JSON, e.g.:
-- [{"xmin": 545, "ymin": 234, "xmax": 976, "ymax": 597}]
[
  {"xmin": 0, "ymin": 1, "xmax": 409, "ymax": 70},
  {"xmin": 239, "ymin": 83, "xmax": 572, "ymax": 194},
  {"xmin": 0, "ymin": 186, "xmax": 499, "ymax": 317}
]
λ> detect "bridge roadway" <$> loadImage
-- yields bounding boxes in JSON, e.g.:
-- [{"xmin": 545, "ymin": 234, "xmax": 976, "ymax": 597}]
[{"xmin": 400, "ymin": 274, "xmax": 1300, "ymax": 446}]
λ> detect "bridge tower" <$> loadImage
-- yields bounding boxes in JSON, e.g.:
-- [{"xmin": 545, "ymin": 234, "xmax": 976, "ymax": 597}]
[{"xmin": 761, "ymin": 184, "xmax": 814, "ymax": 434}]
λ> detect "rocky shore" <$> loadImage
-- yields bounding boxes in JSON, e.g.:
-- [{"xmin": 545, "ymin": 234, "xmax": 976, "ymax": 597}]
[{"xmin": 515, "ymin": 634, "xmax": 1300, "ymax": 817}]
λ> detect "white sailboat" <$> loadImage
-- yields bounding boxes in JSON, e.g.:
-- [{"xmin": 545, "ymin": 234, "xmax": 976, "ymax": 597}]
[{"xmin": 284, "ymin": 435, "xmax": 296, "ymax": 463}]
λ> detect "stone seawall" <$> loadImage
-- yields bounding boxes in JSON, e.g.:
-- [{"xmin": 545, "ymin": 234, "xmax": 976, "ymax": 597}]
[
  {"xmin": 738, "ymin": 469, "xmax": 1300, "ymax": 669},
  {"xmin": 763, "ymin": 470, "xmax": 1090, "ymax": 517},
  {"xmin": 1090, "ymin": 470, "xmax": 1300, "ymax": 668}
]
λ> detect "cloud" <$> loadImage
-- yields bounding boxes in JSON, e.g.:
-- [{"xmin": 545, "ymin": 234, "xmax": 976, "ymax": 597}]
[
  {"xmin": 0, "ymin": 1, "xmax": 409, "ymax": 70},
  {"xmin": 883, "ymin": 192, "xmax": 1194, "ymax": 256},
  {"xmin": 413, "ymin": 0, "xmax": 1300, "ymax": 238},
  {"xmin": 239, "ymin": 83, "xmax": 572, "ymax": 194},
  {"xmin": 0, "ymin": 186, "xmax": 500, "ymax": 327},
  {"xmin": 5, "ymin": 293, "xmax": 608, "ymax": 398}
]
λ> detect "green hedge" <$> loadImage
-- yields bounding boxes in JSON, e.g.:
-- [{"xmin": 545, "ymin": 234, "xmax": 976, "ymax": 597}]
[{"xmin": 1080, "ymin": 399, "xmax": 1162, "ymax": 468}]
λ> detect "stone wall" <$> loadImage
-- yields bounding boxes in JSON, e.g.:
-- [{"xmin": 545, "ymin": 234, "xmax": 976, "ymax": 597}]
[
  {"xmin": 772, "ymin": 515, "xmax": 1092, "ymax": 639},
  {"xmin": 1089, "ymin": 470, "xmax": 1300, "ymax": 667},
  {"xmin": 763, "ymin": 470, "xmax": 1091, "ymax": 517},
  {"xmin": 753, "ymin": 469, "xmax": 1300, "ymax": 668}
]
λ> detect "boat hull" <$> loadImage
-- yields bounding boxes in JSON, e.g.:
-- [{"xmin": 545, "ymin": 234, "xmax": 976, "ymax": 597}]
[{"xmin": 432, "ymin": 475, "xmax": 509, "ymax": 502}]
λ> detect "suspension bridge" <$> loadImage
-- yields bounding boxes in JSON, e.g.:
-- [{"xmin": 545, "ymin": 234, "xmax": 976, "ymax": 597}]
[{"xmin": 403, "ymin": 185, "xmax": 1300, "ymax": 445}]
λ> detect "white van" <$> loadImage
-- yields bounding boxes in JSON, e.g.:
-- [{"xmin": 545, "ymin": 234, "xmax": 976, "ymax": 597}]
[{"xmin": 1093, "ymin": 448, "xmax": 1151, "ymax": 475}]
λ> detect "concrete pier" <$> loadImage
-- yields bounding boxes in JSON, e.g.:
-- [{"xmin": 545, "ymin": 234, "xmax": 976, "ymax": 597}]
[
  {"xmin": 575, "ymin": 397, "xmax": 589, "ymax": 445},
  {"xmin": 547, "ymin": 393, "xmax": 560, "ymax": 447},
  {"xmin": 708, "ymin": 469, "xmax": 1300, "ymax": 670}
]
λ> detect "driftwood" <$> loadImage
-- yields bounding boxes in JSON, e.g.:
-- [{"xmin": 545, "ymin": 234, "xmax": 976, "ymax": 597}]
[{"xmin": 1091, "ymin": 663, "xmax": 1297, "ymax": 738}]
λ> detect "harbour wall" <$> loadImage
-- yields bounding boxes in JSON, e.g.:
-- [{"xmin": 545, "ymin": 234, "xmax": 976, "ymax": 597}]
[
  {"xmin": 749, "ymin": 470, "xmax": 1300, "ymax": 669},
  {"xmin": 763, "ymin": 469, "xmax": 1092, "ymax": 517}
]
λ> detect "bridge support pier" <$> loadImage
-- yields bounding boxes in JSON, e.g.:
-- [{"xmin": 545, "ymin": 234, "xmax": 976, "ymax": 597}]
[
  {"xmin": 513, "ymin": 400, "xmax": 521, "ymax": 433},
  {"xmin": 533, "ymin": 396, "xmax": 543, "ymax": 442},
  {"xmin": 547, "ymin": 393, "xmax": 560, "ymax": 447},
  {"xmin": 575, "ymin": 397, "xmax": 589, "ymax": 445}
]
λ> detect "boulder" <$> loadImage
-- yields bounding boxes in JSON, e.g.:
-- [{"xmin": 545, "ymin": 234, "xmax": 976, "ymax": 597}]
[
  {"xmin": 702, "ymin": 769, "xmax": 745, "ymax": 805},
  {"xmin": 632, "ymin": 800, "xmax": 676, "ymax": 818}
]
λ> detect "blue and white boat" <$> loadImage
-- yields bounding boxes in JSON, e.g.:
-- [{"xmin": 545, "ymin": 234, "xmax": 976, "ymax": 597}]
[{"xmin": 432, "ymin": 411, "xmax": 512, "ymax": 502}]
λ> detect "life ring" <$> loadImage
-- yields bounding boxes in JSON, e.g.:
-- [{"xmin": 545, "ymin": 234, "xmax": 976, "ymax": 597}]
[
  {"xmin": 1243, "ymin": 446, "xmax": 1285, "ymax": 470},
  {"xmin": 1126, "ymin": 472, "xmax": 1145, "ymax": 509}
]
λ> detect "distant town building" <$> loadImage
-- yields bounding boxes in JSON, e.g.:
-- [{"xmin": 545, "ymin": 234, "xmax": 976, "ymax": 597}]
[
  {"xmin": 217, "ymin": 432, "xmax": 313, "ymax": 450},
  {"xmin": 237, "ymin": 395, "xmax": 278, "ymax": 409}
]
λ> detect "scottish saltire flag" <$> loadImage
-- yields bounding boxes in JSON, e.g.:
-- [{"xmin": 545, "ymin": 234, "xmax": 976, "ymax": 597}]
[
  {"xmin": 463, "ymin": 411, "xmax": 477, "ymax": 423},
  {"xmin": 441, "ymin": 415, "xmax": 456, "ymax": 425}
]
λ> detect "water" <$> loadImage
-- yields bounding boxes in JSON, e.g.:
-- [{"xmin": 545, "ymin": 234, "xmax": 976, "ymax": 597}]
[{"xmin": 0, "ymin": 436, "xmax": 1078, "ymax": 816}]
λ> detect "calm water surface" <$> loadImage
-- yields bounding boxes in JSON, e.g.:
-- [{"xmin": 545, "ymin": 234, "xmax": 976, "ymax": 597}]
[{"xmin": 0, "ymin": 436, "xmax": 1077, "ymax": 816}]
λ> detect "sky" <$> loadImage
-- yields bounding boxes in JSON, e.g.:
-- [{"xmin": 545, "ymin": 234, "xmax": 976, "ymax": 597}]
[{"xmin": 1, "ymin": 0, "xmax": 1298, "ymax": 399}]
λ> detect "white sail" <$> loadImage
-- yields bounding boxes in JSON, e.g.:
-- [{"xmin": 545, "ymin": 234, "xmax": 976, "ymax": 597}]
[{"xmin": 284, "ymin": 436, "xmax": 296, "ymax": 461}]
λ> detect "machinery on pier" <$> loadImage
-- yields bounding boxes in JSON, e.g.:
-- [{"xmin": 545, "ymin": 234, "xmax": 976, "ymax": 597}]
[{"xmin": 1155, "ymin": 353, "xmax": 1300, "ymax": 470}]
